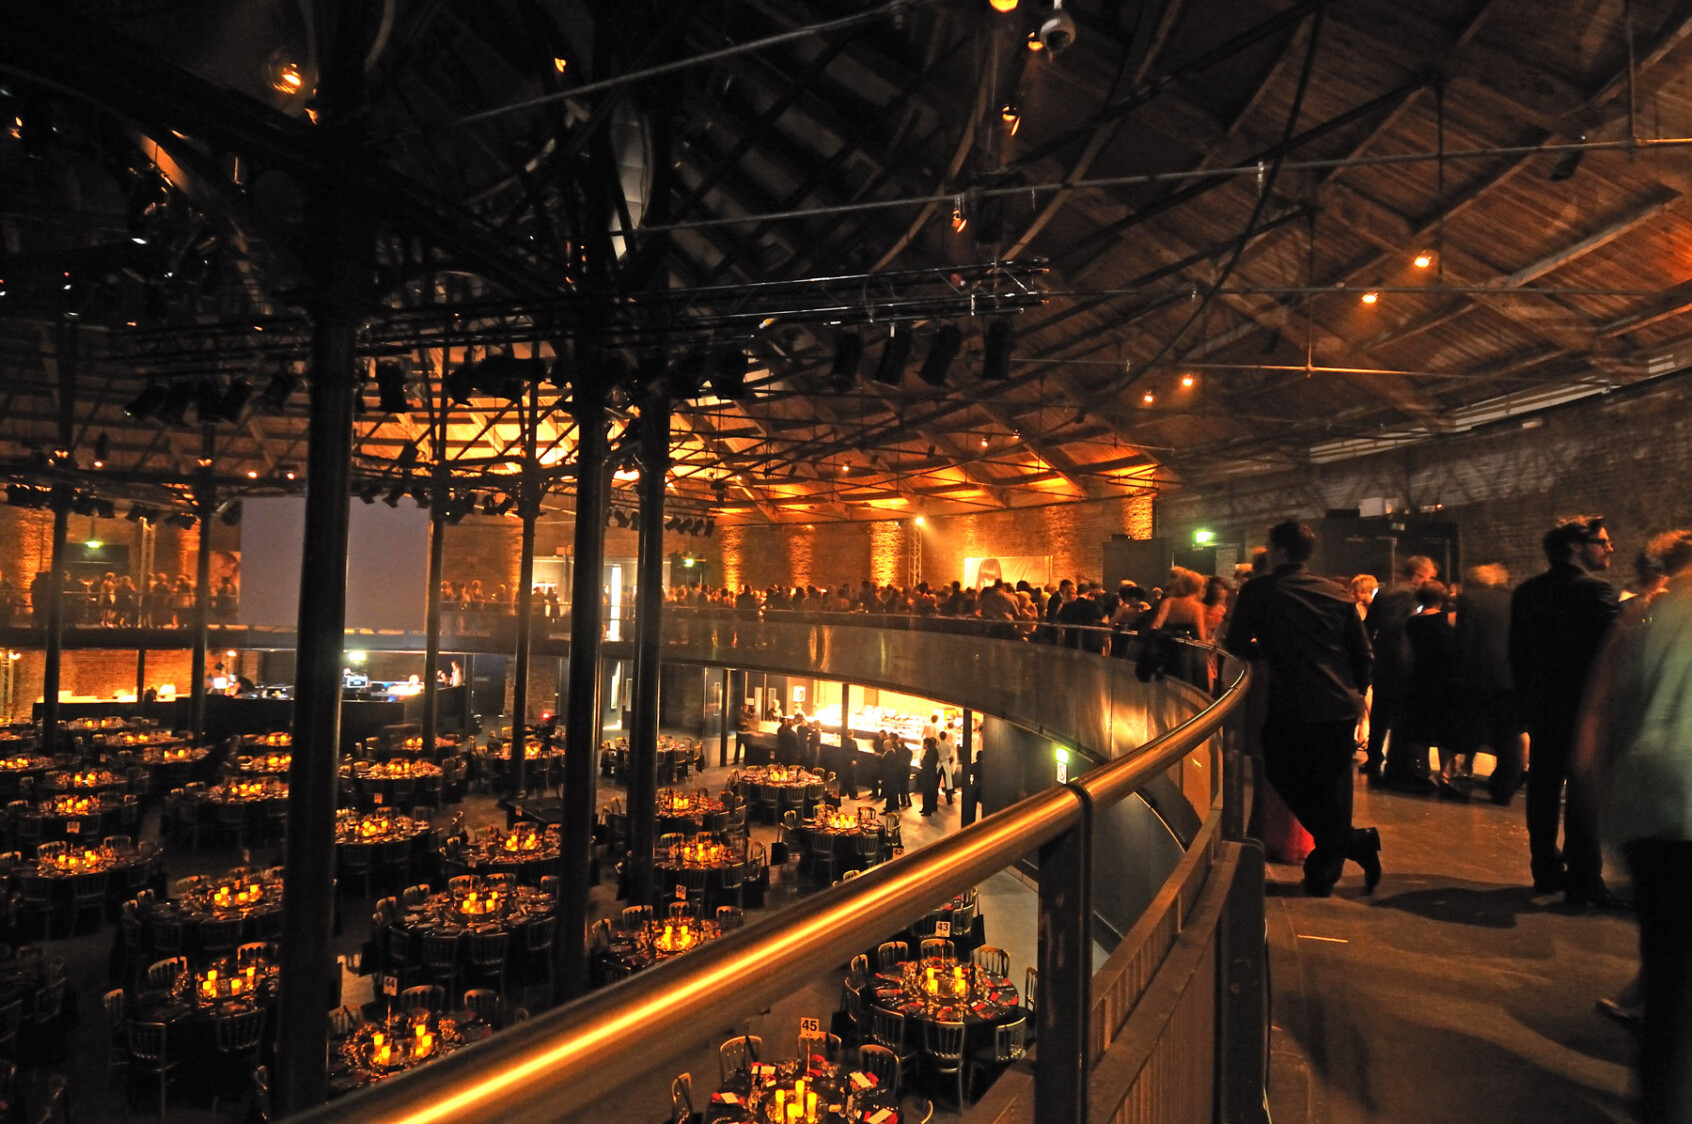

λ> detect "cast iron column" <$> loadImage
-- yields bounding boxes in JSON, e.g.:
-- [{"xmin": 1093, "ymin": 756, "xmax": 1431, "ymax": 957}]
[
  {"xmin": 627, "ymin": 395, "xmax": 669, "ymax": 906},
  {"xmin": 717, "ymin": 668, "xmax": 730, "ymax": 767},
  {"xmin": 39, "ymin": 324, "xmax": 74, "ymax": 755},
  {"xmin": 188, "ymin": 427, "xmax": 214, "ymax": 737},
  {"xmin": 421, "ymin": 469, "xmax": 445, "ymax": 758},
  {"xmin": 960, "ymin": 708, "xmax": 976, "ymax": 827},
  {"xmin": 276, "ymin": 8, "xmax": 370, "ymax": 1106},
  {"xmin": 1036, "ymin": 798, "xmax": 1093, "ymax": 1124},
  {"xmin": 509, "ymin": 382, "xmax": 541, "ymax": 795},
  {"xmin": 559, "ymin": 378, "xmax": 608, "ymax": 997},
  {"xmin": 135, "ymin": 649, "xmax": 147, "ymax": 714}
]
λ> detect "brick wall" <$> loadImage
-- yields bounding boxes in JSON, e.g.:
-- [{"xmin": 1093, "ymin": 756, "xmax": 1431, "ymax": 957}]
[
  {"xmin": 3, "ymin": 648, "xmax": 195, "ymax": 716},
  {"xmin": 1154, "ymin": 376, "xmax": 1692, "ymax": 584}
]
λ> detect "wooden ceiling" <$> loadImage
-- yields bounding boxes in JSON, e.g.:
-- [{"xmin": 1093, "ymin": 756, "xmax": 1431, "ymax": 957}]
[{"xmin": 3, "ymin": 0, "xmax": 1692, "ymax": 525}]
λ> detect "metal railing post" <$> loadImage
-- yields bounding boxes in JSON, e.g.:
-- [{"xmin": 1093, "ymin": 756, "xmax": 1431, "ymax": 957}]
[
  {"xmin": 1037, "ymin": 786, "xmax": 1093, "ymax": 1124},
  {"xmin": 1217, "ymin": 841, "xmax": 1268, "ymax": 1123}
]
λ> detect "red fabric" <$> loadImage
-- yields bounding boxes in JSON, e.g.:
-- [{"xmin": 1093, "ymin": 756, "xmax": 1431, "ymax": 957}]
[{"xmin": 1259, "ymin": 778, "xmax": 1314, "ymax": 865}]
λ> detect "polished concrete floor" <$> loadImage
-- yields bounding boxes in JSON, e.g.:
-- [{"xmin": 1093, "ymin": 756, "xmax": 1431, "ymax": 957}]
[{"xmin": 1265, "ymin": 769, "xmax": 1641, "ymax": 1124}]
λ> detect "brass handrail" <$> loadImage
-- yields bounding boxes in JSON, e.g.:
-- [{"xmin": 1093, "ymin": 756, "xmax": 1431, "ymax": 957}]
[{"xmin": 290, "ymin": 655, "xmax": 1250, "ymax": 1124}]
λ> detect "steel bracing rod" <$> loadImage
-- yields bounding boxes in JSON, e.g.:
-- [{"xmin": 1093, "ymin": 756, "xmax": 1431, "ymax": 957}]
[
  {"xmin": 432, "ymin": 0, "xmax": 945, "ymax": 131},
  {"xmin": 626, "ymin": 136, "xmax": 1692, "ymax": 236}
]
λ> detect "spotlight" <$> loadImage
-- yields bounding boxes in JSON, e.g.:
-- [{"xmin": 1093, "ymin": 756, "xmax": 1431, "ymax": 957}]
[
  {"xmin": 219, "ymin": 377, "xmax": 253, "ymax": 422},
  {"xmin": 194, "ymin": 377, "xmax": 225, "ymax": 423},
  {"xmin": 220, "ymin": 500, "xmax": 242, "ymax": 525},
  {"xmin": 1038, "ymin": 0, "xmax": 1077, "ymax": 53},
  {"xmin": 664, "ymin": 516, "xmax": 680, "ymax": 531},
  {"xmin": 259, "ymin": 369, "xmax": 297, "ymax": 414},
  {"xmin": 445, "ymin": 494, "xmax": 470, "ymax": 525},
  {"xmin": 410, "ymin": 485, "xmax": 430, "ymax": 510},
  {"xmin": 1412, "ymin": 251, "xmax": 1434, "ymax": 270},
  {"xmin": 124, "ymin": 381, "xmax": 168, "ymax": 420},
  {"xmin": 397, "ymin": 444, "xmax": 419, "ymax": 470},
  {"xmin": 124, "ymin": 505, "xmax": 145, "ymax": 522},
  {"xmin": 703, "ymin": 519, "xmax": 715, "ymax": 537},
  {"xmin": 444, "ymin": 363, "xmax": 478, "ymax": 406},
  {"xmin": 982, "ymin": 317, "xmax": 1014, "ymax": 381},
  {"xmin": 374, "ymin": 358, "xmax": 410, "ymax": 414},
  {"xmin": 917, "ymin": 324, "xmax": 963, "ymax": 386},
  {"xmin": 668, "ymin": 349, "xmax": 709, "ymax": 399},
  {"xmin": 873, "ymin": 327, "xmax": 911, "ymax": 386},
  {"xmin": 1360, "ymin": 290, "xmax": 1379, "ymax": 306},
  {"xmin": 358, "ymin": 482, "xmax": 379, "ymax": 505},
  {"xmin": 829, "ymin": 332, "xmax": 863, "ymax": 393},
  {"xmin": 482, "ymin": 495, "xmax": 497, "ymax": 516},
  {"xmin": 94, "ymin": 498, "xmax": 116, "ymax": 519},
  {"xmin": 1181, "ymin": 374, "xmax": 1196, "ymax": 388},
  {"xmin": 1548, "ymin": 141, "xmax": 1585, "ymax": 182},
  {"xmin": 168, "ymin": 511, "xmax": 197, "ymax": 529},
  {"xmin": 493, "ymin": 495, "xmax": 516, "ymax": 516},
  {"xmin": 157, "ymin": 381, "xmax": 194, "ymax": 426},
  {"xmin": 712, "ymin": 348, "xmax": 751, "ymax": 399},
  {"xmin": 93, "ymin": 433, "xmax": 110, "ymax": 466},
  {"xmin": 383, "ymin": 484, "xmax": 405, "ymax": 507}
]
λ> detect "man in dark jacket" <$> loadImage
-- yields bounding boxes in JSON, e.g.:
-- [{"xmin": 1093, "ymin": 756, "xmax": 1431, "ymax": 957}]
[
  {"xmin": 775, "ymin": 715, "xmax": 800, "ymax": 766},
  {"xmin": 1225, "ymin": 521, "xmax": 1378, "ymax": 897},
  {"xmin": 1368, "ymin": 554, "xmax": 1439, "ymax": 788},
  {"xmin": 1509, "ymin": 515, "xmax": 1621, "ymax": 906},
  {"xmin": 1454, "ymin": 564, "xmax": 1524, "ymax": 804}
]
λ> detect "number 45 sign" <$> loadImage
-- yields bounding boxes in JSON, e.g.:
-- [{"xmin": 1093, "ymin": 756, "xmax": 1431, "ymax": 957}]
[{"xmin": 798, "ymin": 1017, "xmax": 820, "ymax": 1035}]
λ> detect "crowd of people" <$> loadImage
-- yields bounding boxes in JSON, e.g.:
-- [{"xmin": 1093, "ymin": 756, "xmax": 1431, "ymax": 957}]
[
  {"xmin": 1219, "ymin": 514, "xmax": 1692, "ymax": 1124},
  {"xmin": 0, "ymin": 569, "xmax": 235, "ymax": 627}
]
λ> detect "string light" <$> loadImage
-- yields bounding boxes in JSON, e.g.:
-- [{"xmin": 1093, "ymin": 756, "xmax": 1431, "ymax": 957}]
[
  {"xmin": 1180, "ymin": 374, "xmax": 1195, "ymax": 388},
  {"xmin": 1360, "ymin": 291, "xmax": 1380, "ymax": 306},
  {"xmin": 1412, "ymin": 250, "xmax": 1434, "ymax": 269}
]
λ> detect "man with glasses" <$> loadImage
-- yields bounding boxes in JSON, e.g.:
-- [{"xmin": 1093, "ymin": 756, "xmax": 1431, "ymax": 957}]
[{"xmin": 1509, "ymin": 515, "xmax": 1622, "ymax": 907}]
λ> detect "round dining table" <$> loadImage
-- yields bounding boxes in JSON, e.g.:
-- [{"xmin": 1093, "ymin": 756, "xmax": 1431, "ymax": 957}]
[
  {"xmin": 327, "ymin": 1008, "xmax": 493, "ymax": 1097},
  {"xmin": 598, "ymin": 915, "xmax": 723, "ymax": 980},
  {"xmin": 40, "ymin": 768, "xmax": 128, "ymax": 798},
  {"xmin": 141, "ymin": 868, "xmax": 285, "ymax": 959},
  {"xmin": 866, "ymin": 956, "xmax": 1021, "ymax": 1060},
  {"xmin": 710, "ymin": 1057, "xmax": 901, "ymax": 1124},
  {"xmin": 447, "ymin": 822, "xmax": 561, "ymax": 884},
  {"xmin": 791, "ymin": 811, "xmax": 885, "ymax": 882},
  {"xmin": 383, "ymin": 882, "xmax": 554, "ymax": 986},
  {"xmin": 19, "ymin": 793, "xmax": 131, "ymax": 844},
  {"xmin": 656, "ymin": 789, "xmax": 729, "ymax": 834}
]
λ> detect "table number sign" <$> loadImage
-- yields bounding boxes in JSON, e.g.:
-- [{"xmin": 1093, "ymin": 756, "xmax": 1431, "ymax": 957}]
[
  {"xmin": 798, "ymin": 1016, "xmax": 820, "ymax": 1034},
  {"xmin": 934, "ymin": 920, "xmax": 951, "ymax": 937},
  {"xmin": 381, "ymin": 975, "xmax": 398, "ymax": 996},
  {"xmin": 64, "ymin": 821, "xmax": 80, "ymax": 835},
  {"xmin": 675, "ymin": 883, "xmax": 687, "ymax": 900},
  {"xmin": 373, "ymin": 793, "xmax": 383, "ymax": 805}
]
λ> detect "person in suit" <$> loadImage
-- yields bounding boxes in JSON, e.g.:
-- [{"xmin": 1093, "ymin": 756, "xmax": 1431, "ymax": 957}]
[
  {"xmin": 1510, "ymin": 514, "xmax": 1622, "ymax": 907},
  {"xmin": 1454, "ymin": 564, "xmax": 1525, "ymax": 805},
  {"xmin": 1369, "ymin": 554, "xmax": 1440, "ymax": 789},
  {"xmin": 837, "ymin": 731, "xmax": 859, "ymax": 799},
  {"xmin": 1225, "ymin": 521, "xmax": 1378, "ymax": 897},
  {"xmin": 775, "ymin": 715, "xmax": 800, "ymax": 765},
  {"xmin": 881, "ymin": 742, "xmax": 902, "ymax": 814},
  {"xmin": 918, "ymin": 737, "xmax": 941, "ymax": 816}
]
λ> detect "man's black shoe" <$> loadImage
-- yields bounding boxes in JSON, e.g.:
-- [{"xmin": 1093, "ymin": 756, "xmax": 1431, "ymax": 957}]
[
  {"xmin": 1353, "ymin": 827, "xmax": 1382, "ymax": 894},
  {"xmin": 1566, "ymin": 885, "xmax": 1629, "ymax": 911}
]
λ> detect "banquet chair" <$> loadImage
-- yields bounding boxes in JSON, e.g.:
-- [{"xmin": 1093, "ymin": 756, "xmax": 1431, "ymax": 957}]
[
  {"xmin": 1023, "ymin": 967, "xmax": 1037, "ymax": 1043},
  {"xmin": 419, "ymin": 933, "xmax": 461, "ymax": 992},
  {"xmin": 669, "ymin": 1072, "xmax": 698, "ymax": 1124},
  {"xmin": 103, "ymin": 988, "xmax": 128, "ymax": 1089},
  {"xmin": 656, "ymin": 832, "xmax": 685, "ymax": 854},
  {"xmin": 252, "ymin": 1064, "xmax": 272, "ymax": 1124},
  {"xmin": 150, "ymin": 917, "xmax": 185, "ymax": 958},
  {"xmin": 588, "ymin": 918, "xmax": 612, "ymax": 957},
  {"xmin": 717, "ymin": 862, "xmax": 744, "ymax": 909},
  {"xmin": 383, "ymin": 926, "xmax": 417, "ymax": 991},
  {"xmin": 680, "ymin": 866, "xmax": 709, "ymax": 908},
  {"xmin": 971, "ymin": 945, "xmax": 1009, "ymax": 979},
  {"xmin": 875, "ymin": 941, "xmax": 908, "ymax": 971},
  {"xmin": 807, "ymin": 834, "xmax": 838, "ymax": 885},
  {"xmin": 248, "ymin": 908, "xmax": 284, "ymax": 943},
  {"xmin": 967, "ymin": 1016, "xmax": 1027, "ymax": 1102},
  {"xmin": 840, "ymin": 979, "xmax": 867, "ymax": 1043},
  {"xmin": 856, "ymin": 1044, "xmax": 902, "ymax": 1095},
  {"xmin": 797, "ymin": 1030, "xmax": 843, "ymax": 1066},
  {"xmin": 848, "ymin": 954, "xmax": 870, "ymax": 988},
  {"xmin": 337, "ymin": 843, "xmax": 376, "ymax": 900},
  {"xmin": 126, "ymin": 1020, "xmax": 180, "ymax": 1120},
  {"xmin": 146, "ymin": 957, "xmax": 188, "ymax": 991},
  {"xmin": 870, "ymin": 1007, "xmax": 918, "ymax": 1078},
  {"xmin": 447, "ymin": 875, "xmax": 475, "ymax": 896},
  {"xmin": 919, "ymin": 938, "xmax": 956, "ymax": 964},
  {"xmin": 717, "ymin": 1034, "xmax": 763, "ymax": 1082},
  {"xmin": 31, "ymin": 976, "xmax": 66, "ymax": 1040},
  {"xmin": 216, "ymin": 802, "xmax": 250, "ymax": 850},
  {"xmin": 379, "ymin": 839, "xmax": 414, "ymax": 890},
  {"xmin": 621, "ymin": 905, "xmax": 653, "ymax": 929},
  {"xmin": 855, "ymin": 830, "xmax": 882, "ymax": 871},
  {"xmin": 463, "ymin": 988, "xmax": 503, "ymax": 1027},
  {"xmin": 401, "ymin": 884, "xmax": 430, "ymax": 908},
  {"xmin": 666, "ymin": 900, "xmax": 699, "ymax": 921},
  {"xmin": 398, "ymin": 984, "xmax": 445, "ymax": 1014},
  {"xmin": 714, "ymin": 905, "xmax": 744, "ymax": 931},
  {"xmin": 483, "ymin": 872, "xmax": 516, "ymax": 890},
  {"xmin": 236, "ymin": 942, "xmax": 269, "ymax": 964},
  {"xmin": 539, "ymin": 874, "xmax": 561, "ymax": 900},
  {"xmin": 467, "ymin": 930, "xmax": 511, "ymax": 995},
  {"xmin": 880, "ymin": 813, "xmax": 903, "ymax": 856},
  {"xmin": 210, "ymin": 1007, "xmax": 267, "ymax": 1112},
  {"xmin": 0, "ymin": 999, "xmax": 21, "ymax": 1061},
  {"xmin": 15, "ymin": 873, "xmax": 57, "ymax": 941},
  {"xmin": 198, "ymin": 917, "xmax": 243, "ymax": 958},
  {"xmin": 922, "ymin": 1020, "xmax": 968, "ymax": 1109}
]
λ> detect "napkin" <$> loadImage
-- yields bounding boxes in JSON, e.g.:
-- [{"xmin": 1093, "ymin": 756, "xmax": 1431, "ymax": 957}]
[
  {"xmin": 713, "ymin": 1092, "xmax": 741, "ymax": 1105},
  {"xmin": 848, "ymin": 1071, "xmax": 877, "ymax": 1090},
  {"xmin": 873, "ymin": 987, "xmax": 900, "ymax": 1000},
  {"xmin": 864, "ymin": 1109, "xmax": 896, "ymax": 1124}
]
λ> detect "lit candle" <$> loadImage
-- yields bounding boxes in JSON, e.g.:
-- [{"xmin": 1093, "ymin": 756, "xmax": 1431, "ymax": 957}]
[{"xmin": 806, "ymin": 1091, "xmax": 817, "ymax": 1121}]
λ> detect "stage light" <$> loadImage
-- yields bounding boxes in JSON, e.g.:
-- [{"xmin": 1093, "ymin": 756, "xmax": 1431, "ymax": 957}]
[
  {"xmin": 192, "ymin": 377, "xmax": 225, "ymax": 424},
  {"xmin": 383, "ymin": 484, "xmax": 405, "ymax": 507},
  {"xmin": 410, "ymin": 485, "xmax": 430, "ymax": 510},
  {"xmin": 703, "ymin": 519, "xmax": 715, "ymax": 537},
  {"xmin": 873, "ymin": 327, "xmax": 911, "ymax": 386},
  {"xmin": 982, "ymin": 317, "xmax": 1013, "ymax": 381},
  {"xmin": 357, "ymin": 482, "xmax": 378, "ymax": 504},
  {"xmin": 220, "ymin": 500, "xmax": 242, "ymax": 525},
  {"xmin": 494, "ymin": 495, "xmax": 516, "ymax": 516},
  {"xmin": 712, "ymin": 349, "xmax": 750, "ymax": 399},
  {"xmin": 168, "ymin": 511, "xmax": 197, "ymax": 529},
  {"xmin": 1181, "ymin": 374, "xmax": 1195, "ymax": 388},
  {"xmin": 444, "ymin": 363, "xmax": 478, "ymax": 405},
  {"xmin": 374, "ymin": 358, "xmax": 410, "ymax": 414},
  {"xmin": 219, "ymin": 377, "xmax": 253, "ymax": 422},
  {"xmin": 397, "ymin": 444, "xmax": 419, "ymax": 470},
  {"xmin": 917, "ymin": 324, "xmax": 963, "ymax": 386},
  {"xmin": 157, "ymin": 381, "xmax": 194, "ymax": 426},
  {"xmin": 1142, "ymin": 390, "xmax": 1155, "ymax": 405},
  {"xmin": 1360, "ymin": 290, "xmax": 1379, "ymax": 306},
  {"xmin": 1412, "ymin": 251, "xmax": 1434, "ymax": 269},
  {"xmin": 258, "ymin": 369, "xmax": 297, "ymax": 414},
  {"xmin": 829, "ymin": 332, "xmax": 863, "ymax": 393},
  {"xmin": 124, "ymin": 381, "xmax": 168, "ymax": 420},
  {"xmin": 93, "ymin": 433, "xmax": 110, "ymax": 467}
]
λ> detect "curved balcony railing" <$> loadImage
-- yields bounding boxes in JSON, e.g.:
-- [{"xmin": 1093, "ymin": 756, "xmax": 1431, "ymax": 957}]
[{"xmin": 288, "ymin": 623, "xmax": 1260, "ymax": 1124}]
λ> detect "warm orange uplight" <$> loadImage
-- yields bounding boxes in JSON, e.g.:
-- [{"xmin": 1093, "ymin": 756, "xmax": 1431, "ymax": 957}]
[
  {"xmin": 1360, "ymin": 291, "xmax": 1379, "ymax": 306},
  {"xmin": 1412, "ymin": 251, "xmax": 1433, "ymax": 269},
  {"xmin": 989, "ymin": 0, "xmax": 1018, "ymax": 10}
]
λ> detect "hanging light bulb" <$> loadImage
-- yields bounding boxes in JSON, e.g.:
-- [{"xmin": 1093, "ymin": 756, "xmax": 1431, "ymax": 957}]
[
  {"xmin": 1026, "ymin": 30, "xmax": 1044, "ymax": 52},
  {"xmin": 1180, "ymin": 374, "xmax": 1195, "ymax": 389},
  {"xmin": 553, "ymin": 57, "xmax": 568, "ymax": 73},
  {"xmin": 1360, "ymin": 290, "xmax": 1380, "ymax": 306},
  {"xmin": 1000, "ymin": 104, "xmax": 1022, "ymax": 135},
  {"xmin": 951, "ymin": 202, "xmax": 968, "ymax": 233},
  {"xmin": 1412, "ymin": 250, "xmax": 1434, "ymax": 269},
  {"xmin": 1142, "ymin": 391, "xmax": 1155, "ymax": 405}
]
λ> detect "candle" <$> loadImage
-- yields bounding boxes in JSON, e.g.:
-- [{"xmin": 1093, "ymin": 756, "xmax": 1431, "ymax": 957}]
[
  {"xmin": 806, "ymin": 1091, "xmax": 817, "ymax": 1121},
  {"xmin": 775, "ymin": 1089, "xmax": 786, "ymax": 1116}
]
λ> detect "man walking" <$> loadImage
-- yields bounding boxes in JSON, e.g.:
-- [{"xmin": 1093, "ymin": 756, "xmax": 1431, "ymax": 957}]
[
  {"xmin": 1509, "ymin": 515, "xmax": 1621, "ymax": 906},
  {"xmin": 1369, "ymin": 554, "xmax": 1439, "ymax": 789},
  {"xmin": 1225, "ymin": 521, "xmax": 1379, "ymax": 896}
]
